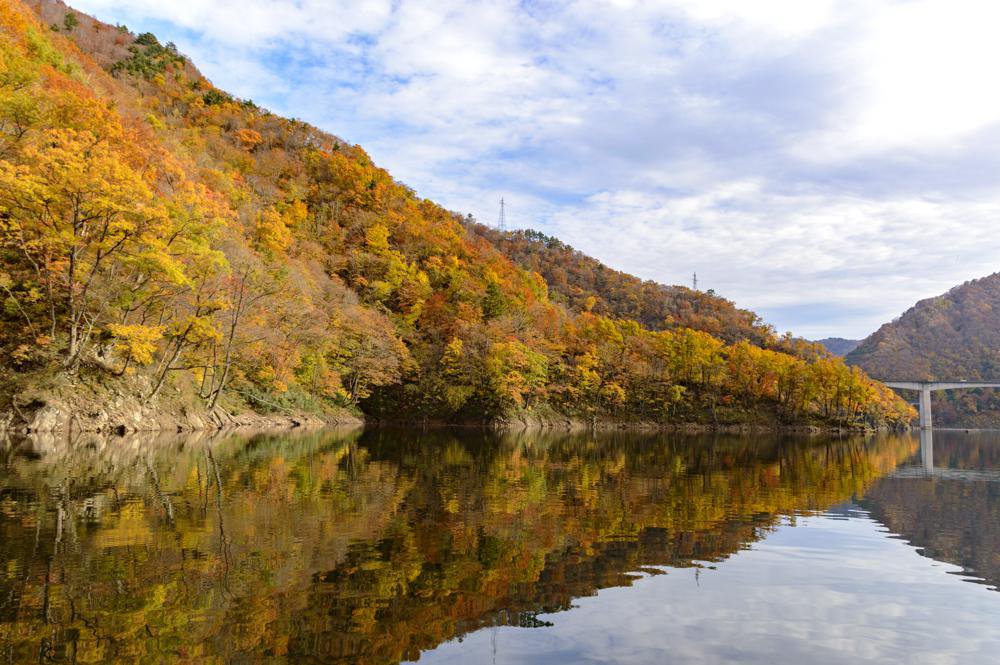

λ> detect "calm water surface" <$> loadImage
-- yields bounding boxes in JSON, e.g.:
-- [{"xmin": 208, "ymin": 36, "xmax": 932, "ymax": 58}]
[{"xmin": 1, "ymin": 428, "xmax": 997, "ymax": 663}]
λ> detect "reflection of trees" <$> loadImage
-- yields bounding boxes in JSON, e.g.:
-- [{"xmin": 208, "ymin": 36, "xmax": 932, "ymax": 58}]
[
  {"xmin": 0, "ymin": 430, "xmax": 916, "ymax": 663},
  {"xmin": 862, "ymin": 432, "xmax": 1000, "ymax": 591}
]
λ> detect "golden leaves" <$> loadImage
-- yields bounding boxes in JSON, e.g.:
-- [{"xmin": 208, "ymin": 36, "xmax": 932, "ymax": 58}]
[
  {"xmin": 254, "ymin": 208, "xmax": 293, "ymax": 258},
  {"xmin": 235, "ymin": 127, "xmax": 263, "ymax": 150},
  {"xmin": 106, "ymin": 323, "xmax": 163, "ymax": 365}
]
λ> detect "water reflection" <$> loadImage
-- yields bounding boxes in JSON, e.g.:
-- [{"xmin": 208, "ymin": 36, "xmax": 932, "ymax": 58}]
[
  {"xmin": 862, "ymin": 429, "xmax": 1000, "ymax": 592},
  {"xmin": 923, "ymin": 427, "xmax": 934, "ymax": 472},
  {"xmin": 0, "ymin": 428, "xmax": 995, "ymax": 663}
]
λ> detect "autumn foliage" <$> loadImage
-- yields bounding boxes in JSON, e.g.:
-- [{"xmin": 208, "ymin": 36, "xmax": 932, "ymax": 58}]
[{"xmin": 0, "ymin": 0, "xmax": 913, "ymax": 428}]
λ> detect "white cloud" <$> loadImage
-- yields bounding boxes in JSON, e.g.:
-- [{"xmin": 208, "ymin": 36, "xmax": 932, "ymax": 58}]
[
  {"xmin": 69, "ymin": 0, "xmax": 1000, "ymax": 339},
  {"xmin": 798, "ymin": 0, "xmax": 1000, "ymax": 160}
]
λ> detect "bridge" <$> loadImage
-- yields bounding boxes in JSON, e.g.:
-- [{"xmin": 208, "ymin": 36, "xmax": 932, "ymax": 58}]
[{"xmin": 883, "ymin": 381, "xmax": 1000, "ymax": 429}]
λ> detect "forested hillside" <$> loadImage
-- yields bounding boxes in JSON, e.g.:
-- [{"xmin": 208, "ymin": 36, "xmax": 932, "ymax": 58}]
[
  {"xmin": 0, "ymin": 0, "xmax": 912, "ymax": 431},
  {"xmin": 848, "ymin": 273, "xmax": 1000, "ymax": 426}
]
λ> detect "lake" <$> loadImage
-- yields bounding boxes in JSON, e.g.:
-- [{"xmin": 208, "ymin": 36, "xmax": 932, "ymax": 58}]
[{"xmin": 1, "ymin": 427, "xmax": 998, "ymax": 663}]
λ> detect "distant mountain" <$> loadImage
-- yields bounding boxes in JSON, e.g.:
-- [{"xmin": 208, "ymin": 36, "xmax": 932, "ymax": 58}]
[
  {"xmin": 814, "ymin": 338, "xmax": 861, "ymax": 357},
  {"xmin": 847, "ymin": 273, "xmax": 1000, "ymax": 426}
]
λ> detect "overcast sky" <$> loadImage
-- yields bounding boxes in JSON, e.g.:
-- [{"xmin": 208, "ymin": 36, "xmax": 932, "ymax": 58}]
[{"xmin": 74, "ymin": 0, "xmax": 1000, "ymax": 339}]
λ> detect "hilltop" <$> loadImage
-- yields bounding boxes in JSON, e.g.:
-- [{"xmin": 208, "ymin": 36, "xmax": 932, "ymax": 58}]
[
  {"xmin": 0, "ymin": 0, "xmax": 911, "ymax": 432},
  {"xmin": 847, "ymin": 273, "xmax": 1000, "ymax": 426}
]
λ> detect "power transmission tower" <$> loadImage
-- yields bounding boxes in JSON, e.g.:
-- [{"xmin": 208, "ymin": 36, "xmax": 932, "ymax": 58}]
[
  {"xmin": 692, "ymin": 272, "xmax": 698, "ymax": 291},
  {"xmin": 497, "ymin": 197, "xmax": 507, "ymax": 231}
]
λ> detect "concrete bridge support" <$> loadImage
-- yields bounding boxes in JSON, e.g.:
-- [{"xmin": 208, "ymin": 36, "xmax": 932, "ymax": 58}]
[{"xmin": 919, "ymin": 388, "xmax": 933, "ymax": 430}]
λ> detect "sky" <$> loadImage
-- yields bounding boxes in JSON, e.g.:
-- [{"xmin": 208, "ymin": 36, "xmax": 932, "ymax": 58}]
[{"xmin": 72, "ymin": 0, "xmax": 1000, "ymax": 340}]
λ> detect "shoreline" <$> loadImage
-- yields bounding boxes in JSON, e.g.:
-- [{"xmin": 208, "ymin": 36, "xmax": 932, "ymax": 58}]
[
  {"xmin": 2, "ymin": 407, "xmax": 895, "ymax": 436},
  {"xmin": 368, "ymin": 415, "xmax": 899, "ymax": 435},
  {"xmin": 0, "ymin": 402, "xmax": 364, "ymax": 435},
  {"xmin": 2, "ymin": 383, "xmax": 902, "ymax": 437}
]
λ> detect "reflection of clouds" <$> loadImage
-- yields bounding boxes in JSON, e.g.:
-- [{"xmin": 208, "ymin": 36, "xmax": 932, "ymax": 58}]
[{"xmin": 416, "ymin": 515, "xmax": 1000, "ymax": 664}]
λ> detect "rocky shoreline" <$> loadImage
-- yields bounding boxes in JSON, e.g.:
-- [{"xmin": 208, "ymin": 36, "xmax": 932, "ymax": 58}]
[
  {"xmin": 0, "ymin": 371, "xmax": 363, "ymax": 435},
  {"xmin": 1, "ymin": 402, "xmax": 361, "ymax": 435},
  {"xmin": 4, "ymin": 398, "xmax": 893, "ymax": 436}
]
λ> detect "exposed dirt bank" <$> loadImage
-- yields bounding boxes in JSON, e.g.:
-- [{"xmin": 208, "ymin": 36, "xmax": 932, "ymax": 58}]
[{"xmin": 0, "ymin": 370, "xmax": 362, "ymax": 434}]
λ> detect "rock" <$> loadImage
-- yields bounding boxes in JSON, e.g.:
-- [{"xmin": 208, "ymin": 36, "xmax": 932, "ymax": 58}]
[{"xmin": 2, "ymin": 371, "xmax": 363, "ymax": 434}]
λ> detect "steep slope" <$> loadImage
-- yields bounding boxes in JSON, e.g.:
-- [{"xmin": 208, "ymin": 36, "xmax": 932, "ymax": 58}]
[
  {"xmin": 847, "ymin": 273, "xmax": 1000, "ymax": 426},
  {"xmin": 815, "ymin": 338, "xmax": 861, "ymax": 357},
  {"xmin": 0, "ymin": 0, "xmax": 911, "ymax": 431}
]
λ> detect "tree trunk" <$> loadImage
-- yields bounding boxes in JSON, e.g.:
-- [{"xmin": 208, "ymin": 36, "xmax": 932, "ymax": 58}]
[
  {"xmin": 66, "ymin": 246, "xmax": 78, "ymax": 363},
  {"xmin": 148, "ymin": 333, "xmax": 187, "ymax": 401},
  {"xmin": 208, "ymin": 278, "xmax": 246, "ymax": 409}
]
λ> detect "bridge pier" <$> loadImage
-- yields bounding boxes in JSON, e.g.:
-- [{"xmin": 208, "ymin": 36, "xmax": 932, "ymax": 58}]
[{"xmin": 919, "ymin": 388, "xmax": 933, "ymax": 430}]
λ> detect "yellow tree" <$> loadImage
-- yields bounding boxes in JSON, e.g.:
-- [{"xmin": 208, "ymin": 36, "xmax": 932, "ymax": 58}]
[
  {"xmin": 669, "ymin": 328, "xmax": 725, "ymax": 387},
  {"xmin": 484, "ymin": 339, "xmax": 548, "ymax": 411},
  {"xmin": 0, "ymin": 126, "xmax": 228, "ymax": 372},
  {"xmin": 0, "ymin": 128, "xmax": 180, "ymax": 365}
]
